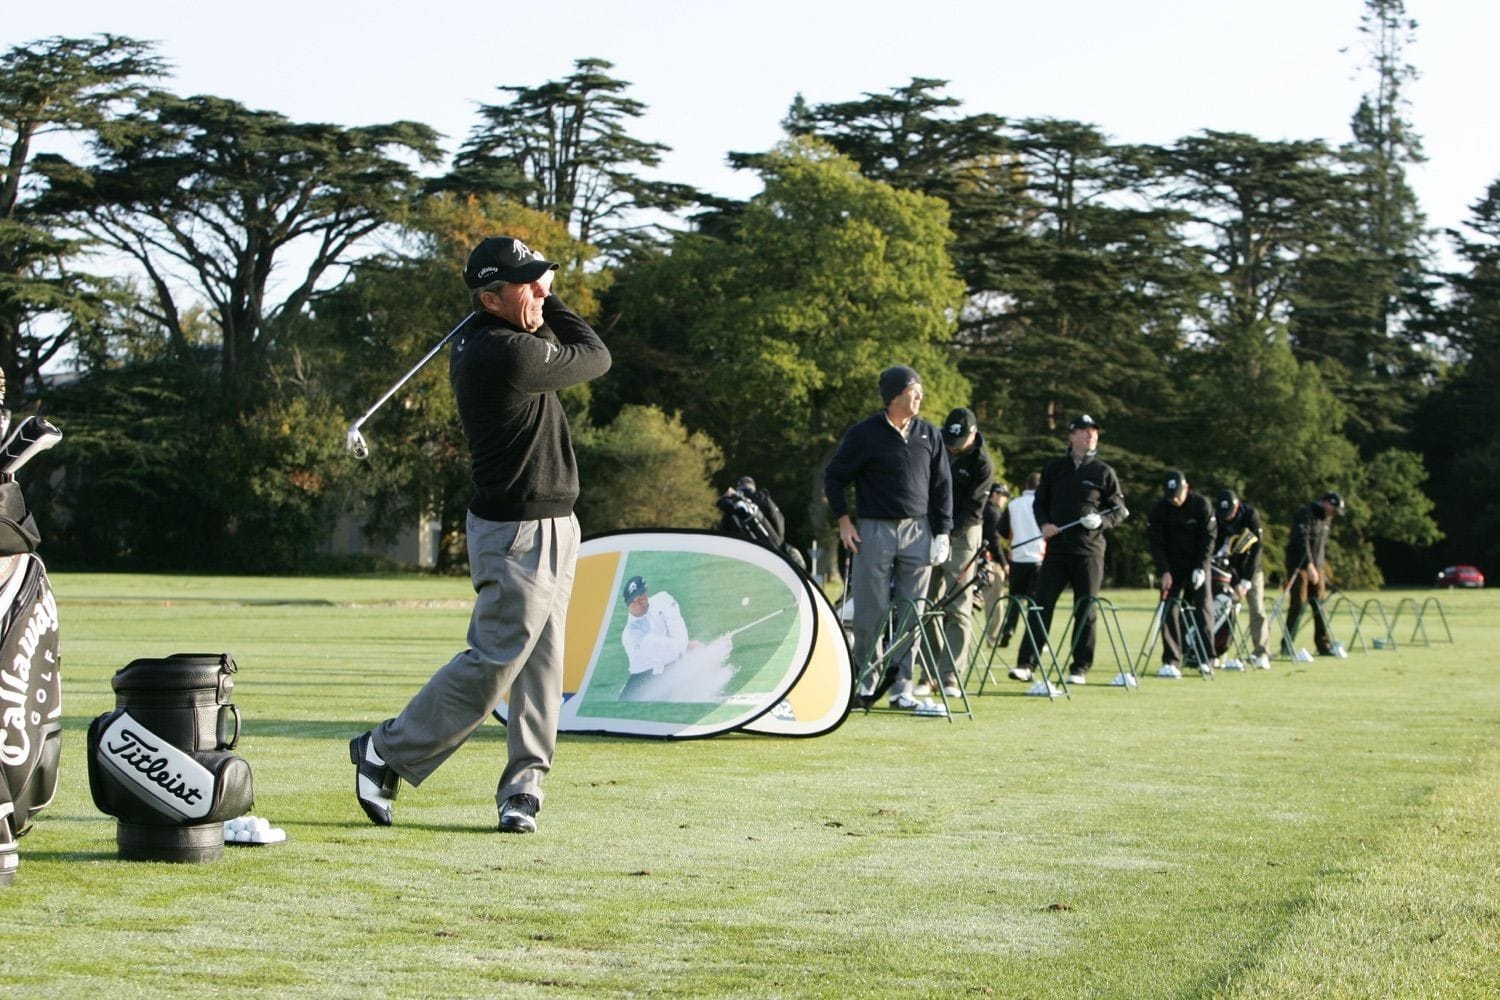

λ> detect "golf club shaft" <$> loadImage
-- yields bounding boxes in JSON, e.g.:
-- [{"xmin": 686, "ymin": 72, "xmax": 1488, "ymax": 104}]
[
  {"xmin": 1010, "ymin": 504, "xmax": 1123, "ymax": 552},
  {"xmin": 346, "ymin": 314, "xmax": 473, "ymax": 448},
  {"xmin": 724, "ymin": 607, "xmax": 787, "ymax": 639}
]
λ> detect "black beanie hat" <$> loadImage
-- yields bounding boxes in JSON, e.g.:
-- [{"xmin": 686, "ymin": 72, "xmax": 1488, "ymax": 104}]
[{"xmin": 878, "ymin": 365, "xmax": 921, "ymax": 405}]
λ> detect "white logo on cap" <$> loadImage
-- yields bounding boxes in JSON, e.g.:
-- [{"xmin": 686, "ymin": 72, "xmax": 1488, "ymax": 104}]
[
  {"xmin": 477, "ymin": 266, "xmax": 499, "ymax": 280},
  {"xmin": 948, "ymin": 423, "xmax": 963, "ymax": 435},
  {"xmin": 513, "ymin": 240, "xmax": 540, "ymax": 261}
]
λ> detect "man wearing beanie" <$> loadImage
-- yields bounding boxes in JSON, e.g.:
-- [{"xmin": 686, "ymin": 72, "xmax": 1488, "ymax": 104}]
[{"xmin": 824, "ymin": 365, "xmax": 953, "ymax": 711}]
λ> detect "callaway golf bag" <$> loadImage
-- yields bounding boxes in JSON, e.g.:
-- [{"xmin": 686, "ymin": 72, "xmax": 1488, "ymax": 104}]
[
  {"xmin": 0, "ymin": 483, "xmax": 60, "ymax": 887},
  {"xmin": 0, "ymin": 379, "xmax": 65, "ymax": 887},
  {"xmin": 87, "ymin": 653, "xmax": 254, "ymax": 862}
]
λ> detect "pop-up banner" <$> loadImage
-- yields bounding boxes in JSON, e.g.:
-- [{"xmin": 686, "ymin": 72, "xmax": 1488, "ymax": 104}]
[{"xmin": 495, "ymin": 531, "xmax": 850, "ymax": 738}]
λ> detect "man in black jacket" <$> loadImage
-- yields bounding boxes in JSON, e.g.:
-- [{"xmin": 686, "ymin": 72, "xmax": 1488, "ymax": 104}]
[
  {"xmin": 350, "ymin": 236, "xmax": 611, "ymax": 834},
  {"xmin": 1146, "ymin": 471, "xmax": 1217, "ymax": 678},
  {"xmin": 920, "ymin": 407, "xmax": 995, "ymax": 696},
  {"xmin": 1014, "ymin": 414, "xmax": 1128, "ymax": 685},
  {"xmin": 1215, "ymin": 489, "xmax": 1270, "ymax": 669},
  {"xmin": 824, "ymin": 366, "xmax": 953, "ymax": 710},
  {"xmin": 1281, "ymin": 491, "xmax": 1344, "ymax": 657}
]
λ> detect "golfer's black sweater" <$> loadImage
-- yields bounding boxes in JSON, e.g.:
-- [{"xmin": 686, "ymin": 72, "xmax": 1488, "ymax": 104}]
[
  {"xmin": 1216, "ymin": 501, "xmax": 1264, "ymax": 580},
  {"xmin": 948, "ymin": 432, "xmax": 995, "ymax": 531},
  {"xmin": 1285, "ymin": 501, "xmax": 1332, "ymax": 573},
  {"xmin": 1032, "ymin": 449, "xmax": 1127, "ymax": 555},
  {"xmin": 1146, "ymin": 491, "xmax": 1217, "ymax": 573},
  {"xmin": 450, "ymin": 295, "xmax": 611, "ymax": 522},
  {"xmin": 824, "ymin": 412, "xmax": 953, "ymax": 535}
]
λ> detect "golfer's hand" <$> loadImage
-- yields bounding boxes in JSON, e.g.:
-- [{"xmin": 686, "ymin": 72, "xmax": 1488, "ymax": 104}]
[
  {"xmin": 1236, "ymin": 580, "xmax": 1251, "ymax": 600},
  {"xmin": 1190, "ymin": 568, "xmax": 1206, "ymax": 590},
  {"xmin": 929, "ymin": 533, "xmax": 951, "ymax": 567},
  {"xmin": 539, "ymin": 268, "xmax": 556, "ymax": 294},
  {"xmin": 1306, "ymin": 565, "xmax": 1320, "ymax": 586},
  {"xmin": 839, "ymin": 516, "xmax": 861, "ymax": 554},
  {"xmin": 1080, "ymin": 512, "xmax": 1103, "ymax": 531},
  {"xmin": 1041, "ymin": 523, "xmax": 1060, "ymax": 539},
  {"xmin": 1161, "ymin": 571, "xmax": 1173, "ymax": 592}
]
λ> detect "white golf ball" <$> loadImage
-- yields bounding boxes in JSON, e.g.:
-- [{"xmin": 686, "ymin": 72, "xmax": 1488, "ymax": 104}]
[{"xmin": 741, "ymin": 597, "xmax": 750, "ymax": 606}]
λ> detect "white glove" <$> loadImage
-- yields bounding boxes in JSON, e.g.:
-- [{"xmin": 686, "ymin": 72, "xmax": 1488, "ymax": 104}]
[
  {"xmin": 1236, "ymin": 579, "xmax": 1251, "ymax": 597},
  {"xmin": 1079, "ymin": 512, "xmax": 1103, "ymax": 530},
  {"xmin": 929, "ymin": 533, "xmax": 951, "ymax": 567},
  {"xmin": 1190, "ymin": 568, "xmax": 1206, "ymax": 590}
]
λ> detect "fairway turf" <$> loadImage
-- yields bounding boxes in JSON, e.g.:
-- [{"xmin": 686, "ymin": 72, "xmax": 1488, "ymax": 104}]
[{"xmin": 5, "ymin": 575, "xmax": 1497, "ymax": 997}]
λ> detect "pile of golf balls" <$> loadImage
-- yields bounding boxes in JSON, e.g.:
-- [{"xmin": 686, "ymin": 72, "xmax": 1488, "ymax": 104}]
[{"xmin": 223, "ymin": 815, "xmax": 287, "ymax": 845}]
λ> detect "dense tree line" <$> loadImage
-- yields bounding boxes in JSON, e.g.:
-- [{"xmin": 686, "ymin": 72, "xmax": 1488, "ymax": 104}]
[{"xmin": 2, "ymin": 1, "xmax": 1487, "ymax": 586}]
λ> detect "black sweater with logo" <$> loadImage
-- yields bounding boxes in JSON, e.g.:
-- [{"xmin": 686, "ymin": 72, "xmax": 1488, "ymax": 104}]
[
  {"xmin": 449, "ymin": 295, "xmax": 611, "ymax": 522},
  {"xmin": 1032, "ymin": 449, "xmax": 1128, "ymax": 555}
]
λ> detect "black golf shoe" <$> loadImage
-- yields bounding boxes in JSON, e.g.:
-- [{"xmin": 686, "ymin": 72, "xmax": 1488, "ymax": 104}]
[
  {"xmin": 349, "ymin": 731, "xmax": 400, "ymax": 826},
  {"xmin": 499, "ymin": 793, "xmax": 540, "ymax": 834}
]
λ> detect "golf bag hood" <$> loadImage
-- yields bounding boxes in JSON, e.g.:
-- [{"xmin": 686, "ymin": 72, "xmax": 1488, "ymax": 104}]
[
  {"xmin": 87, "ymin": 652, "xmax": 255, "ymax": 863},
  {"xmin": 0, "ymin": 481, "xmax": 40, "ymax": 555}
]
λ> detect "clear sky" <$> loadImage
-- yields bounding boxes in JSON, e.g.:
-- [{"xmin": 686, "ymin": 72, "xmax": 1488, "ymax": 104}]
[{"xmin": 8, "ymin": 0, "xmax": 1498, "ymax": 250}]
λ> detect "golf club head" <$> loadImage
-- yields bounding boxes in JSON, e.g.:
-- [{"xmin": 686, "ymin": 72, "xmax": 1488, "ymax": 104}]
[{"xmin": 346, "ymin": 425, "xmax": 370, "ymax": 461}]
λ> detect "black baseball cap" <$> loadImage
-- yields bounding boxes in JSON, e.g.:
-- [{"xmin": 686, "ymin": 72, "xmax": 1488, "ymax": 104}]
[
  {"xmin": 1068, "ymin": 413, "xmax": 1100, "ymax": 431},
  {"xmin": 737, "ymin": 476, "xmax": 756, "ymax": 491},
  {"xmin": 1162, "ymin": 470, "xmax": 1187, "ymax": 498},
  {"xmin": 1216, "ymin": 488, "xmax": 1238, "ymax": 511},
  {"xmin": 990, "ymin": 482, "xmax": 1010, "ymax": 496},
  {"xmin": 464, "ymin": 237, "xmax": 559, "ymax": 289},
  {"xmin": 1321, "ymin": 491, "xmax": 1345, "ymax": 510},
  {"xmin": 941, "ymin": 407, "xmax": 977, "ymax": 442},
  {"xmin": 622, "ymin": 576, "xmax": 647, "ymax": 603}
]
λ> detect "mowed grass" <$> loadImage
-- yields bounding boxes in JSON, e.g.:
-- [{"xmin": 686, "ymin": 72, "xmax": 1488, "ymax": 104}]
[{"xmin": 5, "ymin": 573, "xmax": 1497, "ymax": 998}]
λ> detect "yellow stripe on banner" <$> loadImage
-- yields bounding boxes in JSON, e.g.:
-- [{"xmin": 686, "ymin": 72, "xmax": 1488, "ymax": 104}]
[{"xmin": 564, "ymin": 551, "xmax": 621, "ymax": 694}]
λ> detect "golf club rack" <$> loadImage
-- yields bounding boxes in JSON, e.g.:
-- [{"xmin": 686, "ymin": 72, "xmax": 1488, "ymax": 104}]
[
  {"xmin": 87, "ymin": 652, "xmax": 255, "ymax": 863},
  {"xmin": 0, "ymin": 379, "xmax": 64, "ymax": 887}
]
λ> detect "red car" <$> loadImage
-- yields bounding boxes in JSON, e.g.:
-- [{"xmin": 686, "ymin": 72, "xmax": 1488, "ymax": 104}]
[{"xmin": 1435, "ymin": 565, "xmax": 1485, "ymax": 588}]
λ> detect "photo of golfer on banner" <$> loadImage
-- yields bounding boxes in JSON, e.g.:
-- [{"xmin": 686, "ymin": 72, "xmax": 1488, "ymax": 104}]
[{"xmin": 572, "ymin": 546, "xmax": 807, "ymax": 727}]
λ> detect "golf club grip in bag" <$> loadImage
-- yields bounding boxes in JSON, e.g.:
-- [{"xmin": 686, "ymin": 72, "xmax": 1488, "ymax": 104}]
[
  {"xmin": 0, "ymin": 554, "xmax": 62, "ymax": 886},
  {"xmin": 87, "ymin": 653, "xmax": 254, "ymax": 863}
]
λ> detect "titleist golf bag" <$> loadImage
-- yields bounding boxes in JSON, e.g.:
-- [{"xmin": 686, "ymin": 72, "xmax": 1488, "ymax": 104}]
[
  {"xmin": 716, "ymin": 490, "xmax": 806, "ymax": 569},
  {"xmin": 0, "ymin": 482, "xmax": 60, "ymax": 887},
  {"xmin": 87, "ymin": 653, "xmax": 254, "ymax": 862}
]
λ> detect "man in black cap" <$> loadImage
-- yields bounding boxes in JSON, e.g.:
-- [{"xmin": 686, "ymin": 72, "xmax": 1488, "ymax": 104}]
[
  {"xmin": 350, "ymin": 236, "xmax": 611, "ymax": 834},
  {"xmin": 1281, "ymin": 491, "xmax": 1344, "ymax": 658},
  {"xmin": 716, "ymin": 474, "xmax": 788, "ymax": 551},
  {"xmin": 1146, "ymin": 471, "xmax": 1218, "ymax": 678},
  {"xmin": 1214, "ymin": 489, "xmax": 1270, "ymax": 669},
  {"xmin": 919, "ymin": 407, "xmax": 995, "ymax": 696},
  {"xmin": 1013, "ymin": 414, "xmax": 1128, "ymax": 685},
  {"xmin": 824, "ymin": 365, "xmax": 953, "ymax": 711}
]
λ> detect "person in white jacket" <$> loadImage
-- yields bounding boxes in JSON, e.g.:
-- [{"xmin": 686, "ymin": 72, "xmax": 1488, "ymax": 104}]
[{"xmin": 998, "ymin": 472, "xmax": 1046, "ymax": 679}]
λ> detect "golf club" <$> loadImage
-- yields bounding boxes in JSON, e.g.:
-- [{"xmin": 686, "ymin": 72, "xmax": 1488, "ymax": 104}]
[
  {"xmin": 1008, "ymin": 504, "xmax": 1126, "ymax": 551},
  {"xmin": 345, "ymin": 314, "xmax": 474, "ymax": 460},
  {"xmin": 0, "ymin": 415, "xmax": 62, "ymax": 475}
]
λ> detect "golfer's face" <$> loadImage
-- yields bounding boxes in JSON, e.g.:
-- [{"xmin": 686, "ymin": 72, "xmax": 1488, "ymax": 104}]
[
  {"xmin": 492, "ymin": 278, "xmax": 548, "ymax": 333},
  {"xmin": 892, "ymin": 382, "xmax": 922, "ymax": 419},
  {"xmin": 1069, "ymin": 427, "xmax": 1098, "ymax": 454},
  {"xmin": 628, "ymin": 593, "xmax": 649, "ymax": 617}
]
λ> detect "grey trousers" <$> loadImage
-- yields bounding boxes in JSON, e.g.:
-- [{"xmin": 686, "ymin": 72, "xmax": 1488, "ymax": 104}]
[
  {"xmin": 851, "ymin": 517, "xmax": 933, "ymax": 698},
  {"xmin": 1242, "ymin": 569, "xmax": 1269, "ymax": 657},
  {"xmin": 375, "ymin": 512, "xmax": 579, "ymax": 809}
]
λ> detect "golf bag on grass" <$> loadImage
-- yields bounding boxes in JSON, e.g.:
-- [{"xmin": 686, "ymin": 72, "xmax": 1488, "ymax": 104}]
[
  {"xmin": 716, "ymin": 489, "xmax": 806, "ymax": 570},
  {"xmin": 87, "ymin": 653, "xmax": 254, "ymax": 863},
  {"xmin": 0, "ymin": 492, "xmax": 61, "ymax": 887},
  {"xmin": 1210, "ymin": 559, "xmax": 1238, "ymax": 656}
]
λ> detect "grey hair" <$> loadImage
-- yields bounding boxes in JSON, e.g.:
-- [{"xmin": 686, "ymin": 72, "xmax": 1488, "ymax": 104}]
[{"xmin": 470, "ymin": 279, "xmax": 509, "ymax": 313}]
